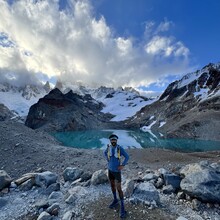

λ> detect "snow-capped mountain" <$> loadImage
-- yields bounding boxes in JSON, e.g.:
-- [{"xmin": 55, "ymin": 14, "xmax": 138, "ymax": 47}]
[
  {"xmin": 54, "ymin": 82, "xmax": 156, "ymax": 121},
  {"xmin": 0, "ymin": 82, "xmax": 49, "ymax": 117},
  {"xmin": 0, "ymin": 80, "xmax": 156, "ymax": 122},
  {"xmin": 127, "ymin": 62, "xmax": 220, "ymax": 141},
  {"xmin": 160, "ymin": 62, "xmax": 220, "ymax": 102}
]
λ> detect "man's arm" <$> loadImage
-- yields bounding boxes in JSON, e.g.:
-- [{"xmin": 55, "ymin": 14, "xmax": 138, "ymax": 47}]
[
  {"xmin": 104, "ymin": 146, "xmax": 109, "ymax": 161},
  {"xmin": 120, "ymin": 147, "xmax": 129, "ymax": 166}
]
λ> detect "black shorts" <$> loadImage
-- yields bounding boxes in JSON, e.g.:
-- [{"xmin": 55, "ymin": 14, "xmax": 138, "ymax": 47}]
[{"xmin": 108, "ymin": 170, "xmax": 121, "ymax": 183}]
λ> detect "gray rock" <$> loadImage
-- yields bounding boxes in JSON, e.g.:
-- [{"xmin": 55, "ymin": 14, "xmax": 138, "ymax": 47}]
[
  {"xmin": 49, "ymin": 191, "xmax": 64, "ymax": 201},
  {"xmin": 45, "ymin": 183, "xmax": 60, "ymax": 195},
  {"xmin": 155, "ymin": 177, "xmax": 164, "ymax": 188},
  {"xmin": 163, "ymin": 173, "xmax": 181, "ymax": 189},
  {"xmin": 37, "ymin": 211, "xmax": 52, "ymax": 220},
  {"xmin": 0, "ymin": 170, "xmax": 12, "ymax": 190},
  {"xmin": 191, "ymin": 198, "xmax": 201, "ymax": 210},
  {"xmin": 65, "ymin": 194, "xmax": 77, "ymax": 204},
  {"xmin": 10, "ymin": 182, "xmax": 17, "ymax": 188},
  {"xmin": 91, "ymin": 170, "xmax": 108, "ymax": 185},
  {"xmin": 34, "ymin": 199, "xmax": 49, "ymax": 210},
  {"xmin": 134, "ymin": 182, "xmax": 160, "ymax": 204},
  {"xmin": 19, "ymin": 179, "xmax": 34, "ymax": 191},
  {"xmin": 62, "ymin": 211, "xmax": 73, "ymax": 220},
  {"xmin": 63, "ymin": 167, "xmax": 83, "ymax": 182},
  {"xmin": 177, "ymin": 191, "xmax": 185, "ymax": 200},
  {"xmin": 35, "ymin": 171, "xmax": 58, "ymax": 188},
  {"xmin": 143, "ymin": 173, "xmax": 157, "ymax": 181},
  {"xmin": 158, "ymin": 168, "xmax": 170, "ymax": 176},
  {"xmin": 180, "ymin": 162, "xmax": 220, "ymax": 203},
  {"xmin": 46, "ymin": 203, "xmax": 60, "ymax": 216},
  {"xmin": 80, "ymin": 172, "xmax": 92, "ymax": 182},
  {"xmin": 162, "ymin": 185, "xmax": 176, "ymax": 194},
  {"xmin": 68, "ymin": 186, "xmax": 88, "ymax": 197},
  {"xmin": 122, "ymin": 179, "xmax": 135, "ymax": 197}
]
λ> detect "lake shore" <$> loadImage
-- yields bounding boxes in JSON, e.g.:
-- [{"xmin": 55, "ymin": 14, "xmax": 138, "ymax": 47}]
[{"xmin": 0, "ymin": 120, "xmax": 219, "ymax": 179}]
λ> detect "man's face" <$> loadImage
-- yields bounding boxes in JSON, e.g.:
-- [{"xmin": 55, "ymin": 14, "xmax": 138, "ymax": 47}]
[{"xmin": 110, "ymin": 138, "xmax": 117, "ymax": 146}]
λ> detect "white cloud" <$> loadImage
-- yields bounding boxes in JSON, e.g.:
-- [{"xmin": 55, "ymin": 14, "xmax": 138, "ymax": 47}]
[
  {"xmin": 0, "ymin": 0, "xmax": 192, "ymax": 88},
  {"xmin": 156, "ymin": 19, "xmax": 174, "ymax": 33},
  {"xmin": 145, "ymin": 36, "xmax": 189, "ymax": 58}
]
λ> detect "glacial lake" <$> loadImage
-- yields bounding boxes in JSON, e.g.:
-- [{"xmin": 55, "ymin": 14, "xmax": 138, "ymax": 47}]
[{"xmin": 52, "ymin": 129, "xmax": 220, "ymax": 152}]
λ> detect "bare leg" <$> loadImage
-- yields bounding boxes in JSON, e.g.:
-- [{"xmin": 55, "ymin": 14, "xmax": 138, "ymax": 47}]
[
  {"xmin": 110, "ymin": 179, "xmax": 116, "ymax": 195},
  {"xmin": 116, "ymin": 181, "xmax": 126, "ymax": 217},
  {"xmin": 116, "ymin": 181, "xmax": 124, "ymax": 200}
]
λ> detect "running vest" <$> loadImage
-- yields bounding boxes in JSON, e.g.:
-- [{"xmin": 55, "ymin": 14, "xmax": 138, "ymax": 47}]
[{"xmin": 107, "ymin": 144, "xmax": 121, "ymax": 161}]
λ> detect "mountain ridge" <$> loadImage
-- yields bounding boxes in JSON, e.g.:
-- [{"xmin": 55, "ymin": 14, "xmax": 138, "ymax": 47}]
[{"xmin": 0, "ymin": 62, "xmax": 219, "ymax": 140}]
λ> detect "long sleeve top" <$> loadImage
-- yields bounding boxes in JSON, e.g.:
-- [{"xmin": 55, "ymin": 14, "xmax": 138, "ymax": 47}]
[{"xmin": 104, "ymin": 144, "xmax": 129, "ymax": 172}]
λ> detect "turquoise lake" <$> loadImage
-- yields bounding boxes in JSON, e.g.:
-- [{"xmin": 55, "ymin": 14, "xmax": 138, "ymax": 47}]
[{"xmin": 52, "ymin": 129, "xmax": 220, "ymax": 152}]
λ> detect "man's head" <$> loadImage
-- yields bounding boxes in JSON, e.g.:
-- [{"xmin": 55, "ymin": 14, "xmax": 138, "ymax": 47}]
[{"xmin": 109, "ymin": 134, "xmax": 118, "ymax": 146}]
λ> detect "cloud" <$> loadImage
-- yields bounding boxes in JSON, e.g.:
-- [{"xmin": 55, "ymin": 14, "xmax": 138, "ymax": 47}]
[
  {"xmin": 145, "ymin": 36, "xmax": 189, "ymax": 57},
  {"xmin": 0, "ymin": 0, "xmax": 193, "ymax": 88},
  {"xmin": 156, "ymin": 19, "xmax": 174, "ymax": 33}
]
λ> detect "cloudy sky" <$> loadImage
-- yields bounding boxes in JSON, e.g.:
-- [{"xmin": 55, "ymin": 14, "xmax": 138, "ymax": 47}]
[{"xmin": 0, "ymin": 0, "xmax": 219, "ymax": 95}]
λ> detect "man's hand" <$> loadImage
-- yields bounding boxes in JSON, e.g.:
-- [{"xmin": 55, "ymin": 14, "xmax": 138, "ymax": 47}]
[{"xmin": 118, "ymin": 165, "xmax": 124, "ymax": 170}]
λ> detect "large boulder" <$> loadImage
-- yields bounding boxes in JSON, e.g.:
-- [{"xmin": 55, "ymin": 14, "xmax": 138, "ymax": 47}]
[
  {"xmin": 180, "ymin": 161, "xmax": 220, "ymax": 203},
  {"xmin": 134, "ymin": 182, "xmax": 160, "ymax": 205},
  {"xmin": 35, "ymin": 171, "xmax": 57, "ymax": 188},
  {"xmin": 163, "ymin": 173, "xmax": 181, "ymax": 190},
  {"xmin": 0, "ymin": 170, "xmax": 12, "ymax": 190},
  {"xmin": 122, "ymin": 179, "xmax": 135, "ymax": 197},
  {"xmin": 91, "ymin": 170, "xmax": 108, "ymax": 185},
  {"xmin": 63, "ymin": 167, "xmax": 83, "ymax": 182}
]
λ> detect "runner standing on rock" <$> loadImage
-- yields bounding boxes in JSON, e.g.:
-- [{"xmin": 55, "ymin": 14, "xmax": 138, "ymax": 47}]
[{"xmin": 104, "ymin": 134, "xmax": 129, "ymax": 218}]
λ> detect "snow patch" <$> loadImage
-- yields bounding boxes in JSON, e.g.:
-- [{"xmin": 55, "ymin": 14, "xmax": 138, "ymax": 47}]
[{"xmin": 159, "ymin": 121, "xmax": 166, "ymax": 128}]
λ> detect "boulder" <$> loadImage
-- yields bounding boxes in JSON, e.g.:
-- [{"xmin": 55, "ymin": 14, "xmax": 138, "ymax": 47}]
[
  {"xmin": 14, "ymin": 173, "xmax": 36, "ymax": 185},
  {"xmin": 0, "ymin": 170, "xmax": 12, "ymax": 190},
  {"xmin": 48, "ymin": 191, "xmax": 64, "ymax": 202},
  {"xmin": 63, "ymin": 167, "xmax": 83, "ymax": 182},
  {"xmin": 134, "ymin": 182, "xmax": 160, "ymax": 204},
  {"xmin": 46, "ymin": 203, "xmax": 60, "ymax": 216},
  {"xmin": 122, "ymin": 179, "xmax": 135, "ymax": 197},
  {"xmin": 45, "ymin": 182, "xmax": 60, "ymax": 195},
  {"xmin": 35, "ymin": 171, "xmax": 57, "ymax": 188},
  {"xmin": 143, "ymin": 173, "xmax": 157, "ymax": 181},
  {"xmin": 19, "ymin": 179, "xmax": 35, "ymax": 191},
  {"xmin": 34, "ymin": 199, "xmax": 49, "ymax": 210},
  {"xmin": 37, "ymin": 211, "xmax": 52, "ymax": 220},
  {"xmin": 163, "ymin": 173, "xmax": 181, "ymax": 190},
  {"xmin": 91, "ymin": 170, "xmax": 108, "ymax": 185},
  {"xmin": 62, "ymin": 211, "xmax": 73, "ymax": 220},
  {"xmin": 162, "ymin": 185, "xmax": 176, "ymax": 194},
  {"xmin": 180, "ymin": 162, "xmax": 220, "ymax": 203}
]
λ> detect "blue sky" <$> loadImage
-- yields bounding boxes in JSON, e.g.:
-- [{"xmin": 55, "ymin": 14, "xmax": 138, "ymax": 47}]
[
  {"xmin": 0, "ymin": 0, "xmax": 219, "ymax": 96},
  {"xmin": 59, "ymin": 0, "xmax": 220, "ymax": 66},
  {"xmin": 91, "ymin": 0, "xmax": 220, "ymax": 66}
]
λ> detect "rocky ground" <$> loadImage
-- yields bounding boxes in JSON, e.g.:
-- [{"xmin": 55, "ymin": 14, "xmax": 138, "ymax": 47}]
[{"xmin": 0, "ymin": 120, "xmax": 220, "ymax": 220}]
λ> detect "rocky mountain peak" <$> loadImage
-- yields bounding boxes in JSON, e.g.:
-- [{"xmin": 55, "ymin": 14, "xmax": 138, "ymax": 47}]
[
  {"xmin": 159, "ymin": 63, "xmax": 220, "ymax": 102},
  {"xmin": 43, "ymin": 81, "xmax": 51, "ymax": 93}
]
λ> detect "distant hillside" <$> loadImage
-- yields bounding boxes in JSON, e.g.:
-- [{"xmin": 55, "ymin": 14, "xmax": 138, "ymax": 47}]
[{"xmin": 125, "ymin": 63, "xmax": 220, "ymax": 141}]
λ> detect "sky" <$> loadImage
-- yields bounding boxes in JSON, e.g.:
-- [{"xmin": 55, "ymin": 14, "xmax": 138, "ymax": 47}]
[{"xmin": 0, "ymin": 0, "xmax": 219, "ymax": 96}]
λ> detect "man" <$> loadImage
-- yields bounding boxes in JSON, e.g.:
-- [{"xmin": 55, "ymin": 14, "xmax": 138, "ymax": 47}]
[{"xmin": 104, "ymin": 134, "xmax": 129, "ymax": 218}]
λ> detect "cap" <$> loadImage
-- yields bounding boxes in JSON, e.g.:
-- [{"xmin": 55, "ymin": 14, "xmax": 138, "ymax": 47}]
[{"xmin": 109, "ymin": 134, "xmax": 118, "ymax": 140}]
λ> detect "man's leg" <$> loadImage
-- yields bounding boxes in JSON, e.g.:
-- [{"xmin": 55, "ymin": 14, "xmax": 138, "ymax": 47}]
[
  {"xmin": 108, "ymin": 171, "xmax": 119, "ymax": 208},
  {"xmin": 116, "ymin": 181, "xmax": 127, "ymax": 218}
]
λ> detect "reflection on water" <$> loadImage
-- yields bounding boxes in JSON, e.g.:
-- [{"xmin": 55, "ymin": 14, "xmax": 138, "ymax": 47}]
[{"xmin": 52, "ymin": 129, "xmax": 220, "ymax": 152}]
